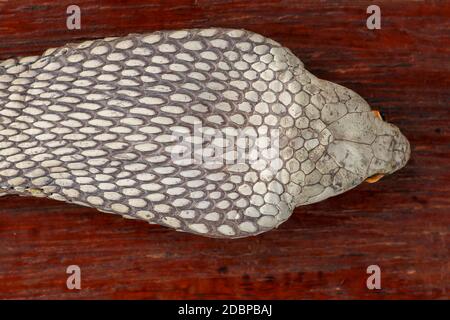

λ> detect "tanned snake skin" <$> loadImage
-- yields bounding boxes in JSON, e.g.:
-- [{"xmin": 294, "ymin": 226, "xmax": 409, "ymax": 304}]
[{"xmin": 0, "ymin": 28, "xmax": 410, "ymax": 238}]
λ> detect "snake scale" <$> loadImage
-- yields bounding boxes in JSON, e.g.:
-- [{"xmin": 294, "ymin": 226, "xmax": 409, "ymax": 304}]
[{"xmin": 0, "ymin": 28, "xmax": 410, "ymax": 238}]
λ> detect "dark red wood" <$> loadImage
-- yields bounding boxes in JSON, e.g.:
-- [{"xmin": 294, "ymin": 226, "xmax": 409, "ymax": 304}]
[{"xmin": 0, "ymin": 0, "xmax": 448, "ymax": 299}]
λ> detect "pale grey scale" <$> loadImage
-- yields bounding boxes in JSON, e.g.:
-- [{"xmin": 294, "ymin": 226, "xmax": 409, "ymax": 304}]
[{"xmin": 0, "ymin": 28, "xmax": 411, "ymax": 238}]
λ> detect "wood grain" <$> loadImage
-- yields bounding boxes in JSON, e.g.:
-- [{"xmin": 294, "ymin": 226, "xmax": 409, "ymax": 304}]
[{"xmin": 0, "ymin": 0, "xmax": 449, "ymax": 299}]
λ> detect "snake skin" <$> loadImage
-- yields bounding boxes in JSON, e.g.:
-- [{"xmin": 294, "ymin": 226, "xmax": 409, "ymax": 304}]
[{"xmin": 0, "ymin": 28, "xmax": 410, "ymax": 238}]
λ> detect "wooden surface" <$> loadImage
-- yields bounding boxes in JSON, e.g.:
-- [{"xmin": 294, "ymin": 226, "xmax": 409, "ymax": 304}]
[{"xmin": 0, "ymin": 0, "xmax": 449, "ymax": 299}]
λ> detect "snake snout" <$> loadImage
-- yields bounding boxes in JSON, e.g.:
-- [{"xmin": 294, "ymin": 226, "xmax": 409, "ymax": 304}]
[
  {"xmin": 375, "ymin": 110, "xmax": 411, "ymax": 171},
  {"xmin": 368, "ymin": 123, "xmax": 411, "ymax": 179},
  {"xmin": 391, "ymin": 129, "xmax": 411, "ymax": 173}
]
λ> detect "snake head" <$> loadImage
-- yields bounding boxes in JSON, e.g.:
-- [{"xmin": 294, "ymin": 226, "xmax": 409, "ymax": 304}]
[
  {"xmin": 327, "ymin": 111, "xmax": 410, "ymax": 184},
  {"xmin": 290, "ymin": 76, "xmax": 411, "ymax": 206},
  {"xmin": 319, "ymin": 80, "xmax": 411, "ymax": 199}
]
